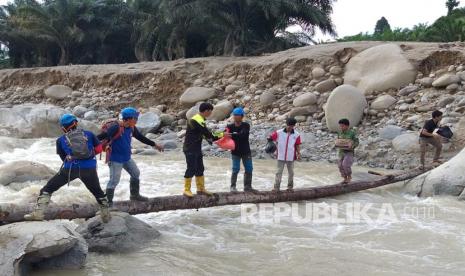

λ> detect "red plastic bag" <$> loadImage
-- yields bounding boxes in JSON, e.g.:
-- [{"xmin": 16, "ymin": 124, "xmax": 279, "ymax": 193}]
[{"xmin": 215, "ymin": 136, "xmax": 236, "ymax": 150}]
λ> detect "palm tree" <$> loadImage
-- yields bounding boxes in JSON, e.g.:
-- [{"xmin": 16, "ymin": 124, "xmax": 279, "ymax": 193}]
[{"xmin": 446, "ymin": 0, "xmax": 460, "ymax": 15}]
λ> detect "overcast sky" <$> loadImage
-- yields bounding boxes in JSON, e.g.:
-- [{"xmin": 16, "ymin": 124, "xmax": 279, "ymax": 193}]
[{"xmin": 0, "ymin": 0, "xmax": 463, "ymax": 40}]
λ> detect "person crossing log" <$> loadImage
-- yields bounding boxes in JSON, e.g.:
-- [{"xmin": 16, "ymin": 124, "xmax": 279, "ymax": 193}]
[{"xmin": 0, "ymin": 166, "xmax": 431, "ymax": 225}]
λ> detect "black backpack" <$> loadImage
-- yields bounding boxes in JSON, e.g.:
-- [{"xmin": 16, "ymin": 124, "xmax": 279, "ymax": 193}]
[
  {"xmin": 64, "ymin": 129, "xmax": 93, "ymax": 160},
  {"xmin": 437, "ymin": 126, "xmax": 453, "ymax": 139},
  {"xmin": 265, "ymin": 139, "xmax": 277, "ymax": 154}
]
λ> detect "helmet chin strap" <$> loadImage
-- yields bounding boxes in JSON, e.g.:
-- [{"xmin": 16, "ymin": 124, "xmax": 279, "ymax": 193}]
[{"xmin": 62, "ymin": 121, "xmax": 77, "ymax": 133}]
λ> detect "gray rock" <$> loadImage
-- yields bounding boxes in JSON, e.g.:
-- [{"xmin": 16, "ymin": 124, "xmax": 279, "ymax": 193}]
[
  {"xmin": 158, "ymin": 132, "xmax": 178, "ymax": 141},
  {"xmin": 179, "ymin": 87, "xmax": 216, "ymax": 106},
  {"xmin": 0, "ymin": 221, "xmax": 87, "ymax": 275},
  {"xmin": 79, "ymin": 120, "xmax": 100, "ymax": 134},
  {"xmin": 0, "ymin": 104, "xmax": 66, "ymax": 138},
  {"xmin": 186, "ymin": 103, "xmax": 201, "ymax": 120},
  {"xmin": 371, "ymin": 95, "xmax": 396, "ymax": 110},
  {"xmin": 289, "ymin": 106, "xmax": 318, "ymax": 117},
  {"xmin": 159, "ymin": 114, "xmax": 175, "ymax": 127},
  {"xmin": 44, "ymin": 85, "xmax": 72, "ymax": 100},
  {"xmin": 259, "ymin": 91, "xmax": 276, "ymax": 106},
  {"xmin": 136, "ymin": 112, "xmax": 161, "ymax": 134},
  {"xmin": 398, "ymin": 85, "xmax": 419, "ymax": 96},
  {"xmin": 160, "ymin": 140, "xmax": 178, "ymax": 150},
  {"xmin": 432, "ymin": 74, "xmax": 460, "ymax": 87},
  {"xmin": 378, "ymin": 125, "xmax": 404, "ymax": 140},
  {"xmin": 419, "ymin": 77, "xmax": 434, "ymax": 88},
  {"xmin": 72, "ymin": 106, "xmax": 88, "ymax": 117},
  {"xmin": 293, "ymin": 92, "xmax": 317, "ymax": 107},
  {"xmin": 210, "ymin": 100, "xmax": 233, "ymax": 121},
  {"xmin": 77, "ymin": 212, "xmax": 160, "ymax": 253},
  {"xmin": 71, "ymin": 91, "xmax": 83, "ymax": 98},
  {"xmin": 392, "ymin": 133, "xmax": 420, "ymax": 153},
  {"xmin": 312, "ymin": 67, "xmax": 326, "ymax": 79},
  {"xmin": 0, "ymin": 161, "xmax": 55, "ymax": 187},
  {"xmin": 225, "ymin": 85, "xmax": 240, "ymax": 94},
  {"xmin": 315, "ymin": 79, "xmax": 337, "ymax": 93},
  {"xmin": 83, "ymin": 110, "xmax": 98, "ymax": 121},
  {"xmin": 329, "ymin": 66, "xmax": 343, "ymax": 75},
  {"xmin": 438, "ymin": 96, "xmax": 455, "ymax": 107}
]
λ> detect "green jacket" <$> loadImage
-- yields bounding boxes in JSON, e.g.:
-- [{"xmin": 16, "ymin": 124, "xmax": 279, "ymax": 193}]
[{"xmin": 337, "ymin": 128, "xmax": 359, "ymax": 157}]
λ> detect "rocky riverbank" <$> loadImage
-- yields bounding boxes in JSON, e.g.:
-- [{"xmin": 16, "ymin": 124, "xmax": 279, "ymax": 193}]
[{"xmin": 1, "ymin": 41, "xmax": 465, "ymax": 170}]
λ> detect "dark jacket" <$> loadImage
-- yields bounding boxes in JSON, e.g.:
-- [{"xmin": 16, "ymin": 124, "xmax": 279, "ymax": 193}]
[
  {"xmin": 227, "ymin": 122, "xmax": 251, "ymax": 157},
  {"xmin": 183, "ymin": 114, "xmax": 218, "ymax": 154}
]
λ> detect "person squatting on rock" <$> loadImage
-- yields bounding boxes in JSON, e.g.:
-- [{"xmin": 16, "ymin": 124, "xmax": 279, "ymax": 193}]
[
  {"xmin": 24, "ymin": 114, "xmax": 111, "ymax": 223},
  {"xmin": 419, "ymin": 110, "xmax": 443, "ymax": 169},
  {"xmin": 226, "ymin": 107, "xmax": 257, "ymax": 193},
  {"xmin": 335, "ymin": 118, "xmax": 359, "ymax": 184},
  {"xmin": 97, "ymin": 107, "xmax": 164, "ymax": 206},
  {"xmin": 269, "ymin": 118, "xmax": 301, "ymax": 191},
  {"xmin": 183, "ymin": 102, "xmax": 224, "ymax": 197}
]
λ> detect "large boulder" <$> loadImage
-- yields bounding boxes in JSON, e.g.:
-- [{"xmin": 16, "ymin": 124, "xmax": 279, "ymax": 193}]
[
  {"xmin": 209, "ymin": 100, "xmax": 234, "ymax": 121},
  {"xmin": 392, "ymin": 133, "xmax": 420, "ymax": 153},
  {"xmin": 79, "ymin": 120, "xmax": 100, "ymax": 134},
  {"xmin": 44, "ymin": 85, "xmax": 72, "ymax": 100},
  {"xmin": 344, "ymin": 44, "xmax": 416, "ymax": 94},
  {"xmin": 371, "ymin": 95, "xmax": 397, "ymax": 110},
  {"xmin": 0, "ymin": 161, "xmax": 55, "ymax": 187},
  {"xmin": 159, "ymin": 113, "xmax": 175, "ymax": 127},
  {"xmin": 0, "ymin": 221, "xmax": 87, "ymax": 275},
  {"xmin": 0, "ymin": 104, "xmax": 66, "ymax": 138},
  {"xmin": 405, "ymin": 148, "xmax": 465, "ymax": 197},
  {"xmin": 325, "ymin": 85, "xmax": 367, "ymax": 132},
  {"xmin": 179, "ymin": 87, "xmax": 215, "ymax": 106},
  {"xmin": 72, "ymin": 105, "xmax": 88, "ymax": 118},
  {"xmin": 77, "ymin": 212, "xmax": 160, "ymax": 253},
  {"xmin": 293, "ymin": 92, "xmax": 317, "ymax": 107},
  {"xmin": 136, "ymin": 112, "xmax": 161, "ymax": 135}
]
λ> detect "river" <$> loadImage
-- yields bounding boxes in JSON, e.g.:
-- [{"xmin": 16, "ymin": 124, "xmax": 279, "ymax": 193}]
[{"xmin": 1, "ymin": 138, "xmax": 464, "ymax": 276}]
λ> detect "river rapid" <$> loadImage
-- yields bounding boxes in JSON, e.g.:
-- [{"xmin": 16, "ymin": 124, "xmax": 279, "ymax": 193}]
[{"xmin": 1, "ymin": 138, "xmax": 465, "ymax": 276}]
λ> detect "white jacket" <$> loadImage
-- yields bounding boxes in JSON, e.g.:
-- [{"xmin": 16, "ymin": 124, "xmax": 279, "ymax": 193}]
[{"xmin": 270, "ymin": 129, "xmax": 301, "ymax": 161}]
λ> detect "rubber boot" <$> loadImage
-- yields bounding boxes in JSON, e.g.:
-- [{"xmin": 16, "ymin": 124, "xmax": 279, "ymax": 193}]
[
  {"xmin": 230, "ymin": 172, "xmax": 238, "ymax": 192},
  {"xmin": 24, "ymin": 193, "xmax": 51, "ymax": 221},
  {"xmin": 129, "ymin": 179, "xmax": 148, "ymax": 201},
  {"xmin": 196, "ymin": 176, "xmax": 213, "ymax": 196},
  {"xmin": 244, "ymin": 172, "xmax": 258, "ymax": 193},
  {"xmin": 183, "ymin": 178, "xmax": 193, "ymax": 197},
  {"xmin": 106, "ymin": 188, "xmax": 115, "ymax": 207},
  {"xmin": 98, "ymin": 197, "xmax": 111, "ymax": 223}
]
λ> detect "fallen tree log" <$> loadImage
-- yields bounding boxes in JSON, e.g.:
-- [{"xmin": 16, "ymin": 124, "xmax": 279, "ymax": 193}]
[{"xmin": 0, "ymin": 167, "xmax": 429, "ymax": 224}]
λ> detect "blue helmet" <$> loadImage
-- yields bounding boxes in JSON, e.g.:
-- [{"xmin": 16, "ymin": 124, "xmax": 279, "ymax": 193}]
[
  {"xmin": 60, "ymin": 114, "xmax": 77, "ymax": 127},
  {"xmin": 121, "ymin": 107, "xmax": 139, "ymax": 119},
  {"xmin": 232, "ymin": 107, "xmax": 245, "ymax": 116}
]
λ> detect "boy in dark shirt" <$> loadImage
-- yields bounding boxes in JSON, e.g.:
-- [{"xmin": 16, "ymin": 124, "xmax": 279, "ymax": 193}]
[
  {"xmin": 226, "ymin": 107, "xmax": 257, "ymax": 192},
  {"xmin": 419, "ymin": 110, "xmax": 443, "ymax": 169}
]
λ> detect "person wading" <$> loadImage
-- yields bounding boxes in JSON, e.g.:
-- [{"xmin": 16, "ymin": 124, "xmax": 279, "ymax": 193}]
[
  {"xmin": 24, "ymin": 114, "xmax": 111, "ymax": 222},
  {"xmin": 183, "ymin": 102, "xmax": 223, "ymax": 197},
  {"xmin": 226, "ymin": 107, "xmax": 257, "ymax": 193},
  {"xmin": 419, "ymin": 110, "xmax": 443, "ymax": 169},
  {"xmin": 335, "ymin": 118, "xmax": 359, "ymax": 184},
  {"xmin": 98, "ymin": 107, "xmax": 163, "ymax": 206},
  {"xmin": 269, "ymin": 118, "xmax": 301, "ymax": 192}
]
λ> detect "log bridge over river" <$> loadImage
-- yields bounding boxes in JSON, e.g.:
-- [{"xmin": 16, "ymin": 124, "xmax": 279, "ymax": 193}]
[{"xmin": 0, "ymin": 167, "xmax": 429, "ymax": 225}]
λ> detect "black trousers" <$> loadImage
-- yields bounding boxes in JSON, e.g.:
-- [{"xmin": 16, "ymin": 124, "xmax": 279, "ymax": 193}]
[
  {"xmin": 184, "ymin": 152, "xmax": 204, "ymax": 178},
  {"xmin": 40, "ymin": 168, "xmax": 105, "ymax": 204}
]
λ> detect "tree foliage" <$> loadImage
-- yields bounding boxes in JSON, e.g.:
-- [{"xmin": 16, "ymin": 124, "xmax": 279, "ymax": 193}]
[
  {"xmin": 374, "ymin": 16, "xmax": 391, "ymax": 35},
  {"xmin": 0, "ymin": 0, "xmax": 336, "ymax": 67}
]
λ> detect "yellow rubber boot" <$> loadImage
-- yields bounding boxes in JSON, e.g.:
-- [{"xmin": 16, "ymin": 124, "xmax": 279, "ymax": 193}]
[
  {"xmin": 196, "ymin": 176, "xmax": 213, "ymax": 196},
  {"xmin": 183, "ymin": 178, "xmax": 194, "ymax": 198}
]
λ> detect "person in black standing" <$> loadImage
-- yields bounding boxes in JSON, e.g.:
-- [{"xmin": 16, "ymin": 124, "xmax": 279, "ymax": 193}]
[
  {"xmin": 419, "ymin": 110, "xmax": 443, "ymax": 169},
  {"xmin": 226, "ymin": 107, "xmax": 257, "ymax": 192}
]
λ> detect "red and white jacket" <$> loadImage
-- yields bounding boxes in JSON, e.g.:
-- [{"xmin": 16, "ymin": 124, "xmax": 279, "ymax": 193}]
[{"xmin": 270, "ymin": 128, "xmax": 301, "ymax": 161}]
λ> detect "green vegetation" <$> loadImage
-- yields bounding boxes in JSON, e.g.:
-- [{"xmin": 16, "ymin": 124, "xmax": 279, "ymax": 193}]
[
  {"xmin": 0, "ymin": 0, "xmax": 335, "ymax": 68},
  {"xmin": 340, "ymin": 2, "xmax": 465, "ymax": 43}
]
